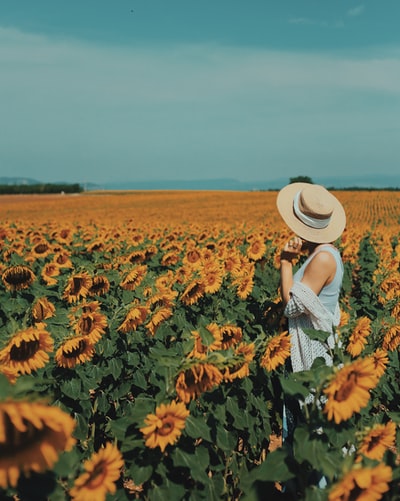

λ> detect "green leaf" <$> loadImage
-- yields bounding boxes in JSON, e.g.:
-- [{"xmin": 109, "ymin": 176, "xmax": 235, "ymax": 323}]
[
  {"xmin": 108, "ymin": 358, "xmax": 123, "ymax": 380},
  {"xmin": 241, "ymin": 448, "xmax": 294, "ymax": 488},
  {"xmin": 129, "ymin": 464, "xmax": 153, "ymax": 485},
  {"xmin": 303, "ymin": 328, "xmax": 332, "ymax": 342},
  {"xmin": 294, "ymin": 426, "xmax": 345, "ymax": 480},
  {"xmin": 61, "ymin": 378, "xmax": 82, "ymax": 399},
  {"xmin": 185, "ymin": 415, "xmax": 212, "ymax": 442},
  {"xmin": 131, "ymin": 370, "xmax": 148, "ymax": 390},
  {"xmin": 198, "ymin": 324, "xmax": 216, "ymax": 346},
  {"xmin": 107, "ymin": 416, "xmax": 131, "ymax": 441},
  {"xmin": 73, "ymin": 412, "xmax": 89, "ymax": 441},
  {"xmin": 216, "ymin": 425, "xmax": 237, "ymax": 451},
  {"xmin": 148, "ymin": 480, "xmax": 186, "ymax": 501},
  {"xmin": 127, "ymin": 396, "xmax": 155, "ymax": 424},
  {"xmin": 53, "ymin": 448, "xmax": 80, "ymax": 477},
  {"xmin": 172, "ymin": 447, "xmax": 209, "ymax": 483},
  {"xmin": 279, "ymin": 376, "xmax": 310, "ymax": 399},
  {"xmin": 203, "ymin": 471, "xmax": 226, "ymax": 501}
]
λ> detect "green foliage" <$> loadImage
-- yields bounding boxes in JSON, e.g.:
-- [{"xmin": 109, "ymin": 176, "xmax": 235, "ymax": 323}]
[
  {"xmin": 0, "ymin": 227, "xmax": 399, "ymax": 500},
  {"xmin": 0, "ymin": 183, "xmax": 83, "ymax": 194},
  {"xmin": 289, "ymin": 176, "xmax": 314, "ymax": 184}
]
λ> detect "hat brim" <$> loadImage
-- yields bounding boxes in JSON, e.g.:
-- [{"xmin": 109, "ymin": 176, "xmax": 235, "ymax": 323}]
[{"xmin": 276, "ymin": 183, "xmax": 346, "ymax": 243}]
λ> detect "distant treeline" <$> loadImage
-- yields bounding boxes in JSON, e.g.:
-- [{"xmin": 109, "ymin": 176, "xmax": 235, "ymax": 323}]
[
  {"xmin": 0, "ymin": 183, "xmax": 83, "ymax": 195},
  {"xmin": 327, "ymin": 186, "xmax": 400, "ymax": 191}
]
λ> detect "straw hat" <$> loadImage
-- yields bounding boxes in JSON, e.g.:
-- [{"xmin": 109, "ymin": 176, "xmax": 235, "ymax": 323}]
[{"xmin": 276, "ymin": 182, "xmax": 346, "ymax": 243}]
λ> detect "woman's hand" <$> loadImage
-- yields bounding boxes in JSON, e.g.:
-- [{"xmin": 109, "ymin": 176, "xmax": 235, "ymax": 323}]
[{"xmin": 281, "ymin": 236, "xmax": 303, "ymax": 262}]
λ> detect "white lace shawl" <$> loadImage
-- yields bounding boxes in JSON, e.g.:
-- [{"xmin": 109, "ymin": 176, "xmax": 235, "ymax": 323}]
[{"xmin": 284, "ymin": 281, "xmax": 340, "ymax": 373}]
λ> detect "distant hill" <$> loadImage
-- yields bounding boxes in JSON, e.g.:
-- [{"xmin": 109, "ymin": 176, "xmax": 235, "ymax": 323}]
[
  {"xmin": 2, "ymin": 174, "xmax": 400, "ymax": 192},
  {"xmin": 89, "ymin": 174, "xmax": 400, "ymax": 191},
  {"xmin": 0, "ymin": 176, "xmax": 40, "ymax": 185}
]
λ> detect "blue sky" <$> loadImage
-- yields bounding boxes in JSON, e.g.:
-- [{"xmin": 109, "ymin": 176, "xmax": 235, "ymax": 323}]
[{"xmin": 1, "ymin": 1, "xmax": 400, "ymax": 185}]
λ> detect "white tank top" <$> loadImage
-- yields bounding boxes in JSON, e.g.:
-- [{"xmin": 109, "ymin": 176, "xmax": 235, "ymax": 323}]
[{"xmin": 293, "ymin": 245, "xmax": 344, "ymax": 316}]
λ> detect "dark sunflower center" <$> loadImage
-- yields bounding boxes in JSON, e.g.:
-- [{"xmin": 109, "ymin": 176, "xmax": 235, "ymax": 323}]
[
  {"xmin": 80, "ymin": 317, "xmax": 94, "ymax": 334},
  {"xmin": 0, "ymin": 414, "xmax": 44, "ymax": 456},
  {"xmin": 91, "ymin": 278, "xmax": 107, "ymax": 293},
  {"xmin": 349, "ymin": 485, "xmax": 363, "ymax": 501},
  {"xmin": 366, "ymin": 435, "xmax": 381, "ymax": 452},
  {"xmin": 4, "ymin": 267, "xmax": 33, "ymax": 286},
  {"xmin": 63, "ymin": 340, "xmax": 87, "ymax": 358},
  {"xmin": 158, "ymin": 418, "xmax": 174, "ymax": 436},
  {"xmin": 86, "ymin": 461, "xmax": 107, "ymax": 488},
  {"xmin": 10, "ymin": 339, "xmax": 40, "ymax": 361},
  {"xmin": 71, "ymin": 277, "xmax": 84, "ymax": 294},
  {"xmin": 334, "ymin": 372, "xmax": 358, "ymax": 402},
  {"xmin": 34, "ymin": 243, "xmax": 49, "ymax": 254}
]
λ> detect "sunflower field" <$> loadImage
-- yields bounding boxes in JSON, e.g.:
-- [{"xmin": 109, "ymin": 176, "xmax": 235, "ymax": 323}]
[{"xmin": 0, "ymin": 190, "xmax": 399, "ymax": 501}]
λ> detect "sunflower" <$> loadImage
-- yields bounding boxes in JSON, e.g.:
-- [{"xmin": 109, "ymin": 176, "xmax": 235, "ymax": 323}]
[
  {"xmin": 63, "ymin": 272, "xmax": 93, "ymax": 303},
  {"xmin": 357, "ymin": 421, "xmax": 397, "ymax": 461},
  {"xmin": 118, "ymin": 305, "xmax": 149, "ymax": 333},
  {"xmin": 180, "ymin": 279, "xmax": 205, "ymax": 305},
  {"xmin": 55, "ymin": 336, "xmax": 96, "ymax": 368},
  {"xmin": 368, "ymin": 349, "xmax": 389, "ymax": 378},
  {"xmin": 52, "ymin": 227, "xmax": 72, "ymax": 243},
  {"xmin": 53, "ymin": 251, "xmax": 73, "ymax": 269},
  {"xmin": 380, "ymin": 273, "xmax": 400, "ymax": 301},
  {"xmin": 69, "ymin": 442, "xmax": 124, "ymax": 501},
  {"xmin": 338, "ymin": 309, "xmax": 351, "ymax": 330},
  {"xmin": 140, "ymin": 401, "xmax": 190, "ymax": 453},
  {"xmin": 183, "ymin": 247, "xmax": 203, "ymax": 268},
  {"xmin": 155, "ymin": 270, "xmax": 176, "ymax": 290},
  {"xmin": 30, "ymin": 240, "xmax": 53, "ymax": 259},
  {"xmin": 382, "ymin": 324, "xmax": 400, "ymax": 351},
  {"xmin": 323, "ymin": 357, "xmax": 380, "ymax": 425},
  {"xmin": 125, "ymin": 250, "xmax": 147, "ymax": 265},
  {"xmin": 0, "ymin": 327, "xmax": 54, "ymax": 375},
  {"xmin": 188, "ymin": 323, "xmax": 222, "ymax": 358},
  {"xmin": 31, "ymin": 297, "xmax": 56, "ymax": 323},
  {"xmin": 161, "ymin": 250, "xmax": 180, "ymax": 267},
  {"xmin": 0, "ymin": 364, "xmax": 18, "ymax": 384},
  {"xmin": 346, "ymin": 316, "xmax": 371, "ymax": 357},
  {"xmin": 175, "ymin": 362, "xmax": 223, "ymax": 403},
  {"xmin": 41, "ymin": 262, "xmax": 61, "ymax": 286},
  {"xmin": 2, "ymin": 265, "xmax": 35, "ymax": 291},
  {"xmin": 0, "ymin": 399, "xmax": 76, "ymax": 489},
  {"xmin": 391, "ymin": 302, "xmax": 400, "ymax": 321},
  {"xmin": 73, "ymin": 311, "xmax": 108, "ymax": 344},
  {"xmin": 119, "ymin": 265, "xmax": 147, "ymax": 291},
  {"xmin": 246, "ymin": 237, "xmax": 267, "ymax": 261},
  {"xmin": 86, "ymin": 239, "xmax": 105, "ymax": 253},
  {"xmin": 220, "ymin": 324, "xmax": 243, "ymax": 350},
  {"xmin": 232, "ymin": 269, "xmax": 254, "ymax": 300},
  {"xmin": 223, "ymin": 342, "xmax": 255, "ymax": 382},
  {"xmin": 328, "ymin": 464, "xmax": 392, "ymax": 501},
  {"xmin": 260, "ymin": 331, "xmax": 292, "ymax": 372},
  {"xmin": 147, "ymin": 289, "xmax": 177, "ymax": 310},
  {"xmin": 223, "ymin": 251, "xmax": 242, "ymax": 276},
  {"xmin": 146, "ymin": 306, "xmax": 173, "ymax": 336},
  {"xmin": 202, "ymin": 261, "xmax": 224, "ymax": 294},
  {"xmin": 89, "ymin": 275, "xmax": 110, "ymax": 296}
]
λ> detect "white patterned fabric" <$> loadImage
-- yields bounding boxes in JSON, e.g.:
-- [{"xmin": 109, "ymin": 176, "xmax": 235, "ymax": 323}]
[{"xmin": 284, "ymin": 281, "xmax": 340, "ymax": 372}]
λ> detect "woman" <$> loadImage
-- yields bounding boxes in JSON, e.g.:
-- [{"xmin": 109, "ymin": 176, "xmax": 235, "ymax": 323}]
[
  {"xmin": 276, "ymin": 182, "xmax": 346, "ymax": 491},
  {"xmin": 276, "ymin": 182, "xmax": 346, "ymax": 373}
]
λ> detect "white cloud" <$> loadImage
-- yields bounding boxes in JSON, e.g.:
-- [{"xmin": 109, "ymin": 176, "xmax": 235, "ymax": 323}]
[{"xmin": 347, "ymin": 5, "xmax": 365, "ymax": 17}]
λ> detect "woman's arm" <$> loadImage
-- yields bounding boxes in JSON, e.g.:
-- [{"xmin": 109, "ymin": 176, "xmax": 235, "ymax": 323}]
[
  {"xmin": 280, "ymin": 236, "xmax": 303, "ymax": 305},
  {"xmin": 280, "ymin": 238, "xmax": 337, "ymax": 305},
  {"xmin": 301, "ymin": 250, "xmax": 336, "ymax": 296}
]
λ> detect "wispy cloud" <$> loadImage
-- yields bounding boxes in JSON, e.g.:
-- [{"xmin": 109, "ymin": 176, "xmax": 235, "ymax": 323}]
[
  {"xmin": 288, "ymin": 17, "xmax": 329, "ymax": 27},
  {"xmin": 347, "ymin": 5, "xmax": 365, "ymax": 17}
]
